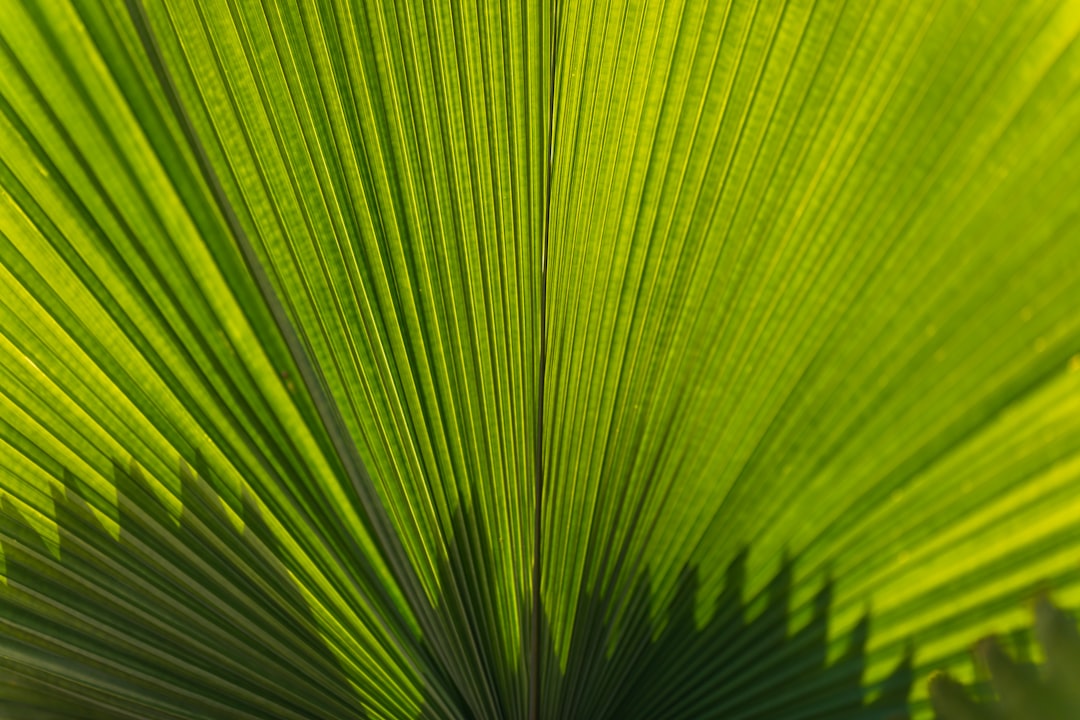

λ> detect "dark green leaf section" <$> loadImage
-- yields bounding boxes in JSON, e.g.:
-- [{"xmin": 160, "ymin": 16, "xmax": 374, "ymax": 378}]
[
  {"xmin": 0, "ymin": 463, "xmax": 915, "ymax": 719},
  {"xmin": 535, "ymin": 553, "xmax": 913, "ymax": 720},
  {"xmin": 0, "ymin": 460, "xmax": 368, "ymax": 719},
  {"xmin": 419, "ymin": 504, "xmax": 914, "ymax": 719}
]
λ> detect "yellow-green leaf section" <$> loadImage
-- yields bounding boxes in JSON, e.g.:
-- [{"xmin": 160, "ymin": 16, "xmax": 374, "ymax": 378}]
[{"xmin": 1, "ymin": 0, "xmax": 1079, "ymax": 719}]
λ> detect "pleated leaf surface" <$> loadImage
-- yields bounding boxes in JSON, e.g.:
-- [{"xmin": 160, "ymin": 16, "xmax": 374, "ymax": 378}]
[{"xmin": 0, "ymin": 0, "xmax": 1078, "ymax": 719}]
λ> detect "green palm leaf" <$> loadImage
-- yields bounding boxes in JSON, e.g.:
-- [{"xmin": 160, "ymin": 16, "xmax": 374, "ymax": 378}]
[{"xmin": 1, "ymin": 0, "xmax": 1078, "ymax": 718}]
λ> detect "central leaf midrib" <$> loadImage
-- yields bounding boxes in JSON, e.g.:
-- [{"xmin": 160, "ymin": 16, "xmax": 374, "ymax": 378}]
[{"xmin": 530, "ymin": 4, "xmax": 560, "ymax": 718}]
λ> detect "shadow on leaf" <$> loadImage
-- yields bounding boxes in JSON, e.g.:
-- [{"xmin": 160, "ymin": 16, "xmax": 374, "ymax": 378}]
[
  {"xmin": 418, "ymin": 503, "xmax": 913, "ymax": 720},
  {"xmin": 0, "ymin": 463, "xmax": 915, "ymax": 719},
  {"xmin": 0, "ymin": 458, "xmax": 365, "ymax": 719}
]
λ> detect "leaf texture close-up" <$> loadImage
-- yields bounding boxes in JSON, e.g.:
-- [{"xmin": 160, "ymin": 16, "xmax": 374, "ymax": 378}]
[{"xmin": 0, "ymin": 0, "xmax": 1079, "ymax": 718}]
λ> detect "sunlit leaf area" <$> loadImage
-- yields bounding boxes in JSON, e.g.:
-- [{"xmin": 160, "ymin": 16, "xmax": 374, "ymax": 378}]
[{"xmin": 1, "ymin": 0, "xmax": 1080, "ymax": 718}]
